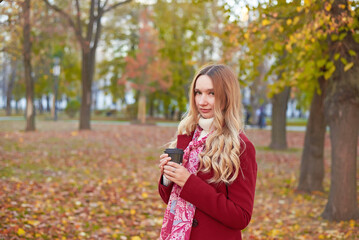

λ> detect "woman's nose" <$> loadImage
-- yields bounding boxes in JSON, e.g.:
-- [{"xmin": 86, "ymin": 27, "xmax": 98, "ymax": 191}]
[{"xmin": 199, "ymin": 95, "xmax": 208, "ymax": 105}]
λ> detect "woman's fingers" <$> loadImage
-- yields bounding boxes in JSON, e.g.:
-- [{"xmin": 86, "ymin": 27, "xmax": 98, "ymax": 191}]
[
  {"xmin": 159, "ymin": 154, "xmax": 171, "ymax": 174},
  {"xmin": 163, "ymin": 162, "xmax": 190, "ymax": 187},
  {"xmin": 160, "ymin": 153, "xmax": 168, "ymax": 159}
]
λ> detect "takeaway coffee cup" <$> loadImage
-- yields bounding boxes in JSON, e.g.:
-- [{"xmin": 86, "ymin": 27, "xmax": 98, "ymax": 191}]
[
  {"xmin": 162, "ymin": 148, "xmax": 184, "ymax": 186},
  {"xmin": 164, "ymin": 148, "xmax": 184, "ymax": 165}
]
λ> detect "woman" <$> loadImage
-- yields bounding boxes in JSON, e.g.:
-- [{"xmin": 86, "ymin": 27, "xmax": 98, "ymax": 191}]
[{"xmin": 158, "ymin": 64, "xmax": 257, "ymax": 240}]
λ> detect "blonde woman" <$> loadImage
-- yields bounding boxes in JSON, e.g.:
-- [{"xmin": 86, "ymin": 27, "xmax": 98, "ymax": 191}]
[{"xmin": 158, "ymin": 64, "xmax": 257, "ymax": 240}]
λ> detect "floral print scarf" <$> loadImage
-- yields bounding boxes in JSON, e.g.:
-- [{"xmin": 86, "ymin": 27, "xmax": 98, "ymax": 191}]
[{"xmin": 160, "ymin": 126, "xmax": 208, "ymax": 240}]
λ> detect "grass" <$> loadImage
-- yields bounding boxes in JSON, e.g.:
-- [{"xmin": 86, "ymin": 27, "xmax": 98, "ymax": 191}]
[{"xmin": 0, "ymin": 109, "xmax": 308, "ymax": 126}]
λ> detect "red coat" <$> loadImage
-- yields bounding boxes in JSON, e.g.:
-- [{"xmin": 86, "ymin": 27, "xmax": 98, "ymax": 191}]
[{"xmin": 159, "ymin": 132, "xmax": 257, "ymax": 240}]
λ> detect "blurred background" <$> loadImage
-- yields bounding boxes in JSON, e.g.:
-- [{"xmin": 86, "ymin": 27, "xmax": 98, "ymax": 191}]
[
  {"xmin": 0, "ymin": 0, "xmax": 358, "ymax": 239},
  {"xmin": 0, "ymin": 0, "xmax": 326, "ymax": 127}
]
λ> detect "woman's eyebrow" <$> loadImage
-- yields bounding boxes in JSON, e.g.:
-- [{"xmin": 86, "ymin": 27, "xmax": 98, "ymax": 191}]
[{"xmin": 194, "ymin": 88, "xmax": 214, "ymax": 92}]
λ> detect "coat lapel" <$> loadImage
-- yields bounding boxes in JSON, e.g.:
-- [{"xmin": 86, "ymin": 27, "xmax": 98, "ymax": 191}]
[{"xmin": 176, "ymin": 132, "xmax": 194, "ymax": 150}]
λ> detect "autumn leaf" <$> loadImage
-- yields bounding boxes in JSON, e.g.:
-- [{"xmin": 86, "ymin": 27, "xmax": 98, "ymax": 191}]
[
  {"xmin": 344, "ymin": 62, "xmax": 354, "ymax": 72},
  {"xmin": 131, "ymin": 236, "xmax": 141, "ymax": 240},
  {"xmin": 17, "ymin": 228, "xmax": 25, "ymax": 236},
  {"xmin": 262, "ymin": 19, "xmax": 271, "ymax": 26}
]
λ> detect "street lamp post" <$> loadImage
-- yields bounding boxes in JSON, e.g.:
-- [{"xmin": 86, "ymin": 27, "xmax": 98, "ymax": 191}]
[{"xmin": 53, "ymin": 57, "xmax": 60, "ymax": 121}]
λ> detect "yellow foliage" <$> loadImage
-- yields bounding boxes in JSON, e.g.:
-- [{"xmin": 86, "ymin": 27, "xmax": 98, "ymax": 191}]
[
  {"xmin": 17, "ymin": 228, "xmax": 25, "ymax": 236},
  {"xmin": 142, "ymin": 181, "xmax": 150, "ymax": 186},
  {"xmin": 274, "ymin": 42, "xmax": 282, "ymax": 51},
  {"xmin": 285, "ymin": 44, "xmax": 292, "ymax": 53},
  {"xmin": 28, "ymin": 220, "xmax": 40, "ymax": 226},
  {"xmin": 325, "ymin": 3, "xmax": 332, "ymax": 12},
  {"xmin": 349, "ymin": 219, "xmax": 356, "ymax": 228},
  {"xmin": 270, "ymin": 229, "xmax": 281, "ymax": 237},
  {"xmin": 262, "ymin": 19, "xmax": 271, "ymax": 26},
  {"xmin": 344, "ymin": 62, "xmax": 354, "ymax": 72},
  {"xmin": 131, "ymin": 236, "xmax": 141, "ymax": 240},
  {"xmin": 141, "ymin": 192, "xmax": 148, "ymax": 199},
  {"xmin": 286, "ymin": 19, "xmax": 292, "ymax": 25},
  {"xmin": 344, "ymin": 231, "xmax": 352, "ymax": 238}
]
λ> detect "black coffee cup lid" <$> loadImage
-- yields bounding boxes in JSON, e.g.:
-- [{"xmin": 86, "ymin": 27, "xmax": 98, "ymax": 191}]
[{"xmin": 165, "ymin": 148, "xmax": 184, "ymax": 154}]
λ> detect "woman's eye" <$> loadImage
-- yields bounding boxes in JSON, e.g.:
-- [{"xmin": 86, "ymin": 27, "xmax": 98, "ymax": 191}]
[
  {"xmin": 195, "ymin": 91, "xmax": 201, "ymax": 95},
  {"xmin": 209, "ymin": 92, "xmax": 215, "ymax": 95}
]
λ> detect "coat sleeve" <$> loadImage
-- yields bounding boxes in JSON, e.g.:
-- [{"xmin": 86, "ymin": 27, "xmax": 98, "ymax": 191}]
[
  {"xmin": 179, "ymin": 139, "xmax": 257, "ymax": 230},
  {"xmin": 158, "ymin": 175, "xmax": 174, "ymax": 204},
  {"xmin": 158, "ymin": 132, "xmax": 194, "ymax": 204}
]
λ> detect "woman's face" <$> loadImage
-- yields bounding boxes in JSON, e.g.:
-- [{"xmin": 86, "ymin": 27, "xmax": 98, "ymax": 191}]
[{"xmin": 194, "ymin": 75, "xmax": 215, "ymax": 119}]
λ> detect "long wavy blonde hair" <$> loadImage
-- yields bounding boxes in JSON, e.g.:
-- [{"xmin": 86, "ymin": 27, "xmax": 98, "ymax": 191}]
[{"xmin": 170, "ymin": 64, "xmax": 245, "ymax": 184}]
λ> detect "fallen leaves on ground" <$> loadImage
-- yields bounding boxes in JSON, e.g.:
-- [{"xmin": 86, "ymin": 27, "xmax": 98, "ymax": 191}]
[{"xmin": 0, "ymin": 121, "xmax": 358, "ymax": 239}]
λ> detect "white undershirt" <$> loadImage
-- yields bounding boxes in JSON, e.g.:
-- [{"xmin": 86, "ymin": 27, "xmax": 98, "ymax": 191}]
[{"xmin": 198, "ymin": 117, "xmax": 214, "ymax": 140}]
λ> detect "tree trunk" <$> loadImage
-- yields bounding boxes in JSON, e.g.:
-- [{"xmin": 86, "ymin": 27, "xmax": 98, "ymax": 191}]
[
  {"xmin": 38, "ymin": 97, "xmax": 44, "ymax": 114},
  {"xmin": 92, "ymin": 82, "xmax": 98, "ymax": 111},
  {"xmin": 249, "ymin": 96, "xmax": 260, "ymax": 126},
  {"xmin": 149, "ymin": 94, "xmax": 155, "ymax": 118},
  {"xmin": 6, "ymin": 59, "xmax": 17, "ymax": 116},
  {"xmin": 23, "ymin": 0, "xmax": 35, "ymax": 131},
  {"xmin": 51, "ymin": 94, "xmax": 56, "ymax": 119},
  {"xmin": 297, "ymin": 77, "xmax": 327, "ymax": 192},
  {"xmin": 15, "ymin": 100, "xmax": 19, "ymax": 114},
  {"xmin": 79, "ymin": 51, "xmax": 95, "ymax": 130},
  {"xmin": 1, "ymin": 57, "xmax": 7, "ymax": 110},
  {"xmin": 322, "ymin": 100, "xmax": 359, "ymax": 220},
  {"xmin": 53, "ymin": 69, "xmax": 59, "ymax": 121},
  {"xmin": 270, "ymin": 86, "xmax": 290, "ymax": 150},
  {"xmin": 137, "ymin": 91, "xmax": 146, "ymax": 124},
  {"xmin": 177, "ymin": 110, "xmax": 183, "ymax": 121},
  {"xmin": 321, "ymin": 0, "xmax": 359, "ymax": 221},
  {"xmin": 46, "ymin": 94, "xmax": 51, "ymax": 112},
  {"xmin": 249, "ymin": 62, "xmax": 267, "ymax": 125}
]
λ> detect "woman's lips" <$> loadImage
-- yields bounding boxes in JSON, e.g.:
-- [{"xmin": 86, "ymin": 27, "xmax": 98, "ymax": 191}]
[{"xmin": 200, "ymin": 109, "xmax": 211, "ymax": 113}]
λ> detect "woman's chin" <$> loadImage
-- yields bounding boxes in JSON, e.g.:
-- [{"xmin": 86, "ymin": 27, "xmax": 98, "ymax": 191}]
[{"xmin": 200, "ymin": 113, "xmax": 214, "ymax": 119}]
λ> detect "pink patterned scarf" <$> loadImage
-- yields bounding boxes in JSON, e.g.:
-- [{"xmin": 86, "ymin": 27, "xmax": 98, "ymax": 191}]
[{"xmin": 160, "ymin": 126, "xmax": 208, "ymax": 240}]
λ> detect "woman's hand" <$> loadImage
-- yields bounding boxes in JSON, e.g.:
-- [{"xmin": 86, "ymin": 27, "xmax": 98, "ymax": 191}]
[
  {"xmin": 163, "ymin": 161, "xmax": 191, "ymax": 188},
  {"xmin": 159, "ymin": 153, "xmax": 171, "ymax": 175}
]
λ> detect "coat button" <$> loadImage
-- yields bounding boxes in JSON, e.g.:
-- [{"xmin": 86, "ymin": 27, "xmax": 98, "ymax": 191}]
[{"xmin": 192, "ymin": 219, "xmax": 198, "ymax": 227}]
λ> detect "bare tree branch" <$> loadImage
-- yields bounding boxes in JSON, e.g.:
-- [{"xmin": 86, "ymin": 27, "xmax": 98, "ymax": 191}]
[
  {"xmin": 102, "ymin": 0, "xmax": 109, "ymax": 9},
  {"xmin": 104, "ymin": 0, "xmax": 132, "ymax": 13},
  {"xmin": 92, "ymin": 8, "xmax": 103, "ymax": 55},
  {"xmin": 42, "ymin": 0, "xmax": 84, "ymax": 46},
  {"xmin": 86, "ymin": 0, "xmax": 95, "ymax": 42},
  {"xmin": 75, "ymin": 0, "xmax": 83, "ymax": 40}
]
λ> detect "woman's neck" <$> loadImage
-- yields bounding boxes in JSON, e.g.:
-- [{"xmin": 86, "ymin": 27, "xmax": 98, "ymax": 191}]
[{"xmin": 198, "ymin": 117, "xmax": 214, "ymax": 132}]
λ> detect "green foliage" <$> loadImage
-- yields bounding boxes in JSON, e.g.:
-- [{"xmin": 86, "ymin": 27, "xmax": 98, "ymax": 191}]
[
  {"xmin": 4, "ymin": 0, "xmax": 359, "ymax": 118},
  {"xmin": 223, "ymin": 0, "xmax": 359, "ymax": 109},
  {"xmin": 65, "ymin": 99, "xmax": 80, "ymax": 118}
]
